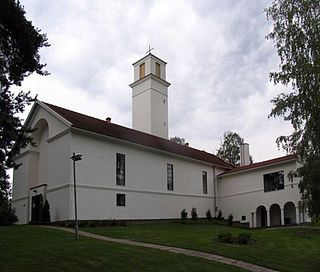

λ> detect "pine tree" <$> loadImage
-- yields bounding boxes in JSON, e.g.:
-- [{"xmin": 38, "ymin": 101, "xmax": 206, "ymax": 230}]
[{"xmin": 0, "ymin": 0, "xmax": 49, "ymax": 224}]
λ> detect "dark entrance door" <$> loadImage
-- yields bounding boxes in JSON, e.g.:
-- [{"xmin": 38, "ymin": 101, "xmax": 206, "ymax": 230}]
[{"xmin": 31, "ymin": 194, "xmax": 43, "ymax": 223}]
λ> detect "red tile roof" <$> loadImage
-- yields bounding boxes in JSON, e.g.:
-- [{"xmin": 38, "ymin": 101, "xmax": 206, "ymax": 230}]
[
  {"xmin": 218, "ymin": 154, "xmax": 298, "ymax": 176},
  {"xmin": 43, "ymin": 102, "xmax": 234, "ymax": 169}
]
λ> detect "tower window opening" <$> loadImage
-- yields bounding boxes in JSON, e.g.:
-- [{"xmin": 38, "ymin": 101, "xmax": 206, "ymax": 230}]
[
  {"xmin": 139, "ymin": 63, "xmax": 145, "ymax": 79},
  {"xmin": 156, "ymin": 63, "xmax": 161, "ymax": 77}
]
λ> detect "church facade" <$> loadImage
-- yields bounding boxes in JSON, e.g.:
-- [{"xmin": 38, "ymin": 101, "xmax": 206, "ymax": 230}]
[{"xmin": 12, "ymin": 53, "xmax": 308, "ymax": 227}]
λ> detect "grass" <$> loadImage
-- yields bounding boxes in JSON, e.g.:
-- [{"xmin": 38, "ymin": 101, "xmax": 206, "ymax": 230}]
[
  {"xmin": 81, "ymin": 220, "xmax": 320, "ymax": 272},
  {"xmin": 0, "ymin": 225, "xmax": 246, "ymax": 272}
]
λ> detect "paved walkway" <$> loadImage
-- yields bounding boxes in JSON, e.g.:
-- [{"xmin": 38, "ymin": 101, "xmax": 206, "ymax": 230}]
[{"xmin": 44, "ymin": 226, "xmax": 279, "ymax": 272}]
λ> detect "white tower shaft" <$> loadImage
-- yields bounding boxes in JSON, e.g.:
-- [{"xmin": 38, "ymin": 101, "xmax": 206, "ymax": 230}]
[{"xmin": 129, "ymin": 54, "xmax": 170, "ymax": 139}]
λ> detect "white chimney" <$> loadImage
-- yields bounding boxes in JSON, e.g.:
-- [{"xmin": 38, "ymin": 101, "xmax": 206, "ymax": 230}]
[{"xmin": 240, "ymin": 143, "xmax": 250, "ymax": 166}]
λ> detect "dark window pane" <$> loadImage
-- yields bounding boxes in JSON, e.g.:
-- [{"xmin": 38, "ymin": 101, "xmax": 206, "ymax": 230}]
[
  {"xmin": 116, "ymin": 194, "xmax": 126, "ymax": 206},
  {"xmin": 116, "ymin": 153, "xmax": 125, "ymax": 186},
  {"xmin": 202, "ymin": 171, "xmax": 207, "ymax": 194},
  {"xmin": 263, "ymin": 171, "xmax": 284, "ymax": 192},
  {"xmin": 167, "ymin": 164, "xmax": 173, "ymax": 191}
]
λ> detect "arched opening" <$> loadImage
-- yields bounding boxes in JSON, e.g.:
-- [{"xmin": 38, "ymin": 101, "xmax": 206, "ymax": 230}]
[
  {"xmin": 284, "ymin": 202, "xmax": 296, "ymax": 225},
  {"xmin": 31, "ymin": 119, "xmax": 49, "ymax": 187},
  {"xmin": 29, "ymin": 119, "xmax": 49, "ymax": 224},
  {"xmin": 256, "ymin": 206, "xmax": 267, "ymax": 227},
  {"xmin": 270, "ymin": 203, "xmax": 281, "ymax": 226}
]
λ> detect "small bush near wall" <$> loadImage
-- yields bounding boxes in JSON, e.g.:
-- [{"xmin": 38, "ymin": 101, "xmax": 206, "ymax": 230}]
[
  {"xmin": 228, "ymin": 214, "xmax": 233, "ymax": 226},
  {"xmin": 217, "ymin": 210, "xmax": 222, "ymax": 220},
  {"xmin": 216, "ymin": 232, "xmax": 255, "ymax": 245},
  {"xmin": 206, "ymin": 209, "xmax": 212, "ymax": 221},
  {"xmin": 217, "ymin": 233, "xmax": 233, "ymax": 243},
  {"xmin": 237, "ymin": 232, "xmax": 251, "ymax": 244},
  {"xmin": 42, "ymin": 200, "xmax": 51, "ymax": 224},
  {"xmin": 191, "ymin": 208, "xmax": 198, "ymax": 221},
  {"xmin": 0, "ymin": 206, "xmax": 18, "ymax": 226},
  {"xmin": 180, "ymin": 209, "xmax": 188, "ymax": 220}
]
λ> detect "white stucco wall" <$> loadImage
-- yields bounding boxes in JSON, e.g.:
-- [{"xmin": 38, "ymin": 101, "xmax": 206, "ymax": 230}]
[
  {"xmin": 12, "ymin": 103, "xmax": 71, "ymax": 224},
  {"xmin": 132, "ymin": 76, "xmax": 169, "ymax": 139},
  {"xmin": 151, "ymin": 90, "xmax": 168, "ymax": 139},
  {"xmin": 217, "ymin": 160, "xmax": 302, "ymax": 227},
  {"xmin": 69, "ymin": 130, "xmax": 216, "ymax": 220},
  {"xmin": 132, "ymin": 89, "xmax": 152, "ymax": 134}
]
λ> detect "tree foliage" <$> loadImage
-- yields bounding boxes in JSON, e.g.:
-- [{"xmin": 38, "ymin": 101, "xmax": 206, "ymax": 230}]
[
  {"xmin": 170, "ymin": 136, "xmax": 186, "ymax": 145},
  {"xmin": 0, "ymin": 0, "xmax": 49, "ymax": 223},
  {"xmin": 266, "ymin": 0, "xmax": 320, "ymax": 219},
  {"xmin": 216, "ymin": 131, "xmax": 253, "ymax": 166}
]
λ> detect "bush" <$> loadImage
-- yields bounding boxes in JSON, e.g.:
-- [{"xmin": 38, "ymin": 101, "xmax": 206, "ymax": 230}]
[
  {"xmin": 87, "ymin": 220, "xmax": 97, "ymax": 227},
  {"xmin": 191, "ymin": 208, "xmax": 198, "ymax": 221},
  {"xmin": 110, "ymin": 219, "xmax": 118, "ymax": 226},
  {"xmin": 217, "ymin": 233, "xmax": 233, "ymax": 243},
  {"xmin": 237, "ymin": 232, "xmax": 251, "ymax": 244},
  {"xmin": 0, "ymin": 206, "xmax": 18, "ymax": 226},
  {"xmin": 119, "ymin": 221, "xmax": 127, "ymax": 226},
  {"xmin": 228, "ymin": 213, "xmax": 233, "ymax": 226},
  {"xmin": 42, "ymin": 200, "xmax": 51, "ymax": 223},
  {"xmin": 217, "ymin": 210, "xmax": 222, "ymax": 220},
  {"xmin": 180, "ymin": 209, "xmax": 188, "ymax": 220},
  {"xmin": 98, "ymin": 220, "xmax": 109, "ymax": 227},
  {"xmin": 206, "ymin": 209, "xmax": 212, "ymax": 221}
]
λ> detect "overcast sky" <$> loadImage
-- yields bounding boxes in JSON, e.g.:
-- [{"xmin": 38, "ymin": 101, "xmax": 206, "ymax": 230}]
[{"xmin": 19, "ymin": 0, "xmax": 293, "ymax": 162}]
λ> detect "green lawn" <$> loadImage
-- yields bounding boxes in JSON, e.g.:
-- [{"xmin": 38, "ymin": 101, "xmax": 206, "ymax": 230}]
[
  {"xmin": 81, "ymin": 221, "xmax": 320, "ymax": 272},
  {"xmin": 0, "ymin": 225, "xmax": 246, "ymax": 272}
]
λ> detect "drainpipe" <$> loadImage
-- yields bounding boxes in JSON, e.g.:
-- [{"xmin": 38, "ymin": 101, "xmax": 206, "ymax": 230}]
[{"xmin": 213, "ymin": 166, "xmax": 217, "ymax": 218}]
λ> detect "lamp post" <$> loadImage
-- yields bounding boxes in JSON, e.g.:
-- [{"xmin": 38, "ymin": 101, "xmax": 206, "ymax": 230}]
[{"xmin": 71, "ymin": 152, "xmax": 82, "ymax": 240}]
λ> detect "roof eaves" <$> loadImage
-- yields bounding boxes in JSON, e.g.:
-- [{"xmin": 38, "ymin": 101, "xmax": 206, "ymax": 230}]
[
  {"xmin": 71, "ymin": 126, "xmax": 230, "ymax": 168},
  {"xmin": 132, "ymin": 53, "xmax": 167, "ymax": 66},
  {"xmin": 218, "ymin": 155, "xmax": 298, "ymax": 177},
  {"xmin": 129, "ymin": 73, "xmax": 170, "ymax": 88}
]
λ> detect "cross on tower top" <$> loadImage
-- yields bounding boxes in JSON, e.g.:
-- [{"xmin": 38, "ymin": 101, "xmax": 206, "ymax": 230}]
[{"xmin": 146, "ymin": 45, "xmax": 154, "ymax": 54}]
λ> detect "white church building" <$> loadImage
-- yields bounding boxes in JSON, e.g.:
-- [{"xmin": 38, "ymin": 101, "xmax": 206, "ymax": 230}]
[{"xmin": 12, "ymin": 53, "xmax": 307, "ymax": 228}]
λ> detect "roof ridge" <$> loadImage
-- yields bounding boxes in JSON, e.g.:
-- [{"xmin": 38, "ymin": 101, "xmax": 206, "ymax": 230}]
[{"xmin": 42, "ymin": 101, "xmax": 106, "ymax": 124}]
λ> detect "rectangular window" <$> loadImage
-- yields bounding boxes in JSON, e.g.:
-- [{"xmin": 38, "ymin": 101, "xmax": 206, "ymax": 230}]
[
  {"xmin": 202, "ymin": 171, "xmax": 207, "ymax": 194},
  {"xmin": 156, "ymin": 63, "xmax": 161, "ymax": 77},
  {"xmin": 116, "ymin": 153, "xmax": 125, "ymax": 186},
  {"xmin": 241, "ymin": 215, "xmax": 246, "ymax": 221},
  {"xmin": 139, "ymin": 63, "xmax": 145, "ymax": 78},
  {"xmin": 263, "ymin": 171, "xmax": 284, "ymax": 192},
  {"xmin": 116, "ymin": 194, "xmax": 125, "ymax": 206},
  {"xmin": 167, "ymin": 164, "xmax": 173, "ymax": 191}
]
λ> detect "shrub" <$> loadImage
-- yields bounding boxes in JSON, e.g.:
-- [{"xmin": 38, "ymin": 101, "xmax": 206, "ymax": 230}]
[
  {"xmin": 237, "ymin": 232, "xmax": 251, "ymax": 244},
  {"xmin": 191, "ymin": 208, "xmax": 198, "ymax": 221},
  {"xmin": 110, "ymin": 219, "xmax": 118, "ymax": 226},
  {"xmin": 119, "ymin": 221, "xmax": 127, "ymax": 226},
  {"xmin": 98, "ymin": 220, "xmax": 109, "ymax": 227},
  {"xmin": 228, "ymin": 213, "xmax": 233, "ymax": 226},
  {"xmin": 87, "ymin": 220, "xmax": 97, "ymax": 227},
  {"xmin": 42, "ymin": 200, "xmax": 51, "ymax": 223},
  {"xmin": 206, "ymin": 209, "xmax": 212, "ymax": 221},
  {"xmin": 180, "ymin": 209, "xmax": 188, "ymax": 220},
  {"xmin": 0, "ymin": 206, "xmax": 18, "ymax": 226},
  {"xmin": 217, "ymin": 233, "xmax": 233, "ymax": 243},
  {"xmin": 217, "ymin": 210, "xmax": 222, "ymax": 220}
]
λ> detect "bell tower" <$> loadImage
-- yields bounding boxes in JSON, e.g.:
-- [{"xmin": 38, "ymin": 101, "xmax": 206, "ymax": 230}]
[{"xmin": 129, "ymin": 53, "xmax": 170, "ymax": 139}]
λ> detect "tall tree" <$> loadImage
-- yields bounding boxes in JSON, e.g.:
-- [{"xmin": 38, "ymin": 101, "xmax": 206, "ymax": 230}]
[
  {"xmin": 170, "ymin": 136, "xmax": 186, "ymax": 145},
  {"xmin": 0, "ymin": 0, "xmax": 49, "ymax": 224},
  {"xmin": 266, "ymin": 0, "xmax": 320, "ymax": 220},
  {"xmin": 216, "ymin": 131, "xmax": 252, "ymax": 166}
]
